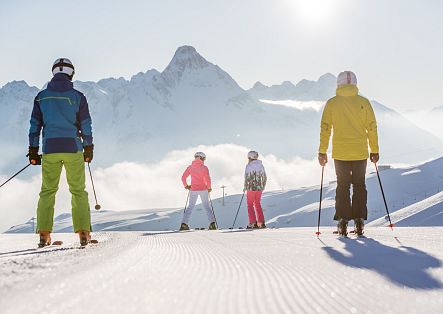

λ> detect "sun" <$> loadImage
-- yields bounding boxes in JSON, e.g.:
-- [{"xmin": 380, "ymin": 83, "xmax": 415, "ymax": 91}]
[{"xmin": 293, "ymin": 0, "xmax": 336, "ymax": 23}]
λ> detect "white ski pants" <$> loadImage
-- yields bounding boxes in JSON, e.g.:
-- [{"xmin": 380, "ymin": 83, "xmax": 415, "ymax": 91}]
[{"xmin": 182, "ymin": 190, "xmax": 215, "ymax": 224}]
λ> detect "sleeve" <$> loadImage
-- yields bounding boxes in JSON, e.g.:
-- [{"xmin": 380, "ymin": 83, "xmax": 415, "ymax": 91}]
[
  {"xmin": 319, "ymin": 101, "xmax": 332, "ymax": 154},
  {"xmin": 244, "ymin": 166, "xmax": 248, "ymax": 190},
  {"xmin": 366, "ymin": 102, "xmax": 379, "ymax": 153},
  {"xmin": 204, "ymin": 166, "xmax": 212, "ymax": 190},
  {"xmin": 181, "ymin": 166, "xmax": 191, "ymax": 187},
  {"xmin": 29, "ymin": 96, "xmax": 43, "ymax": 147},
  {"xmin": 262, "ymin": 165, "xmax": 267, "ymax": 189},
  {"xmin": 78, "ymin": 94, "xmax": 93, "ymax": 147}
]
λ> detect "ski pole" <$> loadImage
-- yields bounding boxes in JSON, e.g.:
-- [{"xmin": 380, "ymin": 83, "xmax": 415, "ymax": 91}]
[
  {"xmin": 316, "ymin": 166, "xmax": 324, "ymax": 236},
  {"xmin": 183, "ymin": 190, "xmax": 190, "ymax": 213},
  {"xmin": 208, "ymin": 192, "xmax": 218, "ymax": 228},
  {"xmin": 231, "ymin": 191, "xmax": 245, "ymax": 229},
  {"xmin": 87, "ymin": 163, "xmax": 101, "ymax": 210},
  {"xmin": 0, "ymin": 163, "xmax": 32, "ymax": 189},
  {"xmin": 374, "ymin": 163, "xmax": 394, "ymax": 230}
]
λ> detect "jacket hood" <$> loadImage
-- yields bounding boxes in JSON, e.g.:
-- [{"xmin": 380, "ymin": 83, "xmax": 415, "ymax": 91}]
[
  {"xmin": 191, "ymin": 159, "xmax": 204, "ymax": 167},
  {"xmin": 47, "ymin": 73, "xmax": 73, "ymax": 92},
  {"xmin": 245, "ymin": 159, "xmax": 264, "ymax": 174},
  {"xmin": 336, "ymin": 84, "xmax": 359, "ymax": 97}
]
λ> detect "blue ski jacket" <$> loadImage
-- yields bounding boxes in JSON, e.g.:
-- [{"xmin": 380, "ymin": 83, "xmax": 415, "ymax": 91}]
[{"xmin": 29, "ymin": 73, "xmax": 93, "ymax": 154}]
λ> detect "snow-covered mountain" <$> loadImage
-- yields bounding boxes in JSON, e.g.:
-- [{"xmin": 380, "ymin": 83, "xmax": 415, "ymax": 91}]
[
  {"xmin": 248, "ymin": 73, "xmax": 336, "ymax": 101},
  {"xmin": 8, "ymin": 155, "xmax": 443, "ymax": 233},
  {"xmin": 1, "ymin": 45, "xmax": 443, "ymax": 174}
]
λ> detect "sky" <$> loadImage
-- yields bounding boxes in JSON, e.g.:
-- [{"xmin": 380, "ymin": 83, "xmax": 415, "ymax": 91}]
[{"xmin": 0, "ymin": 0, "xmax": 442, "ymax": 111}]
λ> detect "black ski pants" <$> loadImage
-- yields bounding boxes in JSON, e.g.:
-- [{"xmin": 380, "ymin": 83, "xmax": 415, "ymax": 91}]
[{"xmin": 334, "ymin": 159, "xmax": 367, "ymax": 221}]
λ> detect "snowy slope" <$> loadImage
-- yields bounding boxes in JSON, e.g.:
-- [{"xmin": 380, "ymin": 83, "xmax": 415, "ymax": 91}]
[
  {"xmin": 368, "ymin": 191, "xmax": 443, "ymax": 227},
  {"xmin": 7, "ymin": 156, "xmax": 443, "ymax": 233},
  {"xmin": 0, "ymin": 228, "xmax": 442, "ymax": 314}
]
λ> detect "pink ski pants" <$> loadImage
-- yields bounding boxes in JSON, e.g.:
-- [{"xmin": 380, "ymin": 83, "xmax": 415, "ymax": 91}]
[{"xmin": 247, "ymin": 190, "xmax": 264, "ymax": 224}]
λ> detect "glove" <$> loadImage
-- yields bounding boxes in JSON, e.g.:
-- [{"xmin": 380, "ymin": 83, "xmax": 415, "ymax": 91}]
[
  {"xmin": 185, "ymin": 185, "xmax": 191, "ymax": 190},
  {"xmin": 318, "ymin": 153, "xmax": 327, "ymax": 166},
  {"xmin": 208, "ymin": 188, "xmax": 212, "ymax": 193},
  {"xmin": 370, "ymin": 153, "xmax": 379, "ymax": 163},
  {"xmin": 83, "ymin": 145, "xmax": 94, "ymax": 163},
  {"xmin": 27, "ymin": 146, "xmax": 41, "ymax": 165}
]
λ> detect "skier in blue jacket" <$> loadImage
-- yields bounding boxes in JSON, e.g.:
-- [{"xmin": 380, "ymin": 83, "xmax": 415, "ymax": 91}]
[{"xmin": 28, "ymin": 58, "xmax": 95, "ymax": 247}]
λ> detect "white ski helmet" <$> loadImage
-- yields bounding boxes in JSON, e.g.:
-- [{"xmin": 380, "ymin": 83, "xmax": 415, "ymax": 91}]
[
  {"xmin": 52, "ymin": 58, "xmax": 75, "ymax": 80},
  {"xmin": 337, "ymin": 71, "xmax": 357, "ymax": 87},
  {"xmin": 247, "ymin": 150, "xmax": 259, "ymax": 160},
  {"xmin": 194, "ymin": 152, "xmax": 206, "ymax": 159}
]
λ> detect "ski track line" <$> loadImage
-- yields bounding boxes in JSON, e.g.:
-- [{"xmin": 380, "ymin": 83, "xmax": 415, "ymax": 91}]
[{"xmin": 1, "ymin": 229, "xmax": 443, "ymax": 313}]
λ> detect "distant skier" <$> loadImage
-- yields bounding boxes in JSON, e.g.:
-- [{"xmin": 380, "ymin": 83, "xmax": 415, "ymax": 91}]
[
  {"xmin": 244, "ymin": 151, "xmax": 267, "ymax": 229},
  {"xmin": 318, "ymin": 71, "xmax": 379, "ymax": 236},
  {"xmin": 28, "ymin": 58, "xmax": 94, "ymax": 247},
  {"xmin": 180, "ymin": 152, "xmax": 216, "ymax": 230}
]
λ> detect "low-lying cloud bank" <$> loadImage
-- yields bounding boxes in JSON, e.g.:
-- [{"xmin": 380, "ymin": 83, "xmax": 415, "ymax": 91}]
[{"xmin": 0, "ymin": 144, "xmax": 336, "ymax": 232}]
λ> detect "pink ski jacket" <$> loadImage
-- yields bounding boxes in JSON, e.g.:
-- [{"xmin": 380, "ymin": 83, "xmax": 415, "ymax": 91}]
[{"xmin": 181, "ymin": 159, "xmax": 212, "ymax": 191}]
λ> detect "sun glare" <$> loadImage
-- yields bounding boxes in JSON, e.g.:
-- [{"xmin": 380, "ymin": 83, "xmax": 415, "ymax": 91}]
[{"xmin": 294, "ymin": 0, "xmax": 336, "ymax": 23}]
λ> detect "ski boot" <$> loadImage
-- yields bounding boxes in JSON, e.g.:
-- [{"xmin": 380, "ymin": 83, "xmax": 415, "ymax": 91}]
[
  {"xmin": 337, "ymin": 219, "xmax": 348, "ymax": 237},
  {"xmin": 354, "ymin": 218, "xmax": 364, "ymax": 236},
  {"xmin": 179, "ymin": 223, "xmax": 190, "ymax": 231},
  {"xmin": 208, "ymin": 222, "xmax": 217, "ymax": 230},
  {"xmin": 257, "ymin": 222, "xmax": 267, "ymax": 229},
  {"xmin": 38, "ymin": 231, "xmax": 51, "ymax": 248},
  {"xmin": 246, "ymin": 222, "xmax": 258, "ymax": 229},
  {"xmin": 78, "ymin": 230, "xmax": 91, "ymax": 246}
]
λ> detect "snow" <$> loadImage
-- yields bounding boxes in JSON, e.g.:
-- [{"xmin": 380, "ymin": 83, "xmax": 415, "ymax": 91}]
[
  {"xmin": 0, "ymin": 228, "xmax": 442, "ymax": 313},
  {"xmin": 8, "ymin": 155, "xmax": 443, "ymax": 234},
  {"xmin": 1, "ymin": 46, "xmax": 443, "ymax": 175},
  {"xmin": 368, "ymin": 191, "xmax": 443, "ymax": 227}
]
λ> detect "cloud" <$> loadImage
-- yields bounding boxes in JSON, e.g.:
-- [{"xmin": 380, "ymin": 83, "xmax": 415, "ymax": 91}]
[
  {"xmin": 260, "ymin": 99, "xmax": 325, "ymax": 111},
  {"xmin": 0, "ymin": 144, "xmax": 336, "ymax": 232}
]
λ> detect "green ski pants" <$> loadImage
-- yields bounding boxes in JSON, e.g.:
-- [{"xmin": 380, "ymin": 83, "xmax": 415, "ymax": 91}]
[{"xmin": 36, "ymin": 152, "xmax": 91, "ymax": 233}]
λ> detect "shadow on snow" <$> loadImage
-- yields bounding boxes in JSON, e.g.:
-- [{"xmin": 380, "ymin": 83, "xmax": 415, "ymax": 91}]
[{"xmin": 323, "ymin": 237, "xmax": 442, "ymax": 290}]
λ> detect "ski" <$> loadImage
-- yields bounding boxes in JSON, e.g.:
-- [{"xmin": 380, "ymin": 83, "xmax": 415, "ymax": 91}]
[{"xmin": 332, "ymin": 230, "xmax": 364, "ymax": 237}]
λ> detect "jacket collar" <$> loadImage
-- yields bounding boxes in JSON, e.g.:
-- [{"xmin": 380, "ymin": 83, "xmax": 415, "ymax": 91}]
[
  {"xmin": 47, "ymin": 73, "xmax": 73, "ymax": 92},
  {"xmin": 336, "ymin": 84, "xmax": 359, "ymax": 97},
  {"xmin": 192, "ymin": 159, "xmax": 204, "ymax": 166}
]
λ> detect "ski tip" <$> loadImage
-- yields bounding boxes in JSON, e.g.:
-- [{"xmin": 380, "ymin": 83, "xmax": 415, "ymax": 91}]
[{"xmin": 90, "ymin": 239, "xmax": 99, "ymax": 244}]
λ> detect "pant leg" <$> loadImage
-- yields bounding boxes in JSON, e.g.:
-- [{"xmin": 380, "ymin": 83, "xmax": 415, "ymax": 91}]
[
  {"xmin": 37, "ymin": 154, "xmax": 64, "ymax": 232},
  {"xmin": 63, "ymin": 152, "xmax": 91, "ymax": 232},
  {"xmin": 254, "ymin": 191, "xmax": 265, "ymax": 224},
  {"xmin": 351, "ymin": 160, "xmax": 368, "ymax": 220},
  {"xmin": 182, "ymin": 191, "xmax": 198, "ymax": 224},
  {"xmin": 200, "ymin": 191, "xmax": 215, "ymax": 223},
  {"xmin": 246, "ymin": 190, "xmax": 257, "ymax": 224},
  {"xmin": 334, "ymin": 160, "xmax": 353, "ymax": 221}
]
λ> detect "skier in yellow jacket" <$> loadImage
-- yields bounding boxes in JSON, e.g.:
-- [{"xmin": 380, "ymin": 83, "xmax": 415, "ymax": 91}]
[{"xmin": 318, "ymin": 71, "xmax": 379, "ymax": 236}]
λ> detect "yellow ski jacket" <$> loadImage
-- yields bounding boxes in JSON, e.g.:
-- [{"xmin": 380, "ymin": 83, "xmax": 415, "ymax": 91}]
[{"xmin": 319, "ymin": 84, "xmax": 379, "ymax": 161}]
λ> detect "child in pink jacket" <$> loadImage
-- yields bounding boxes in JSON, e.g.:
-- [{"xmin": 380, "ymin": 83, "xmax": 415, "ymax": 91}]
[
  {"xmin": 180, "ymin": 152, "xmax": 216, "ymax": 230},
  {"xmin": 244, "ymin": 151, "xmax": 267, "ymax": 229}
]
